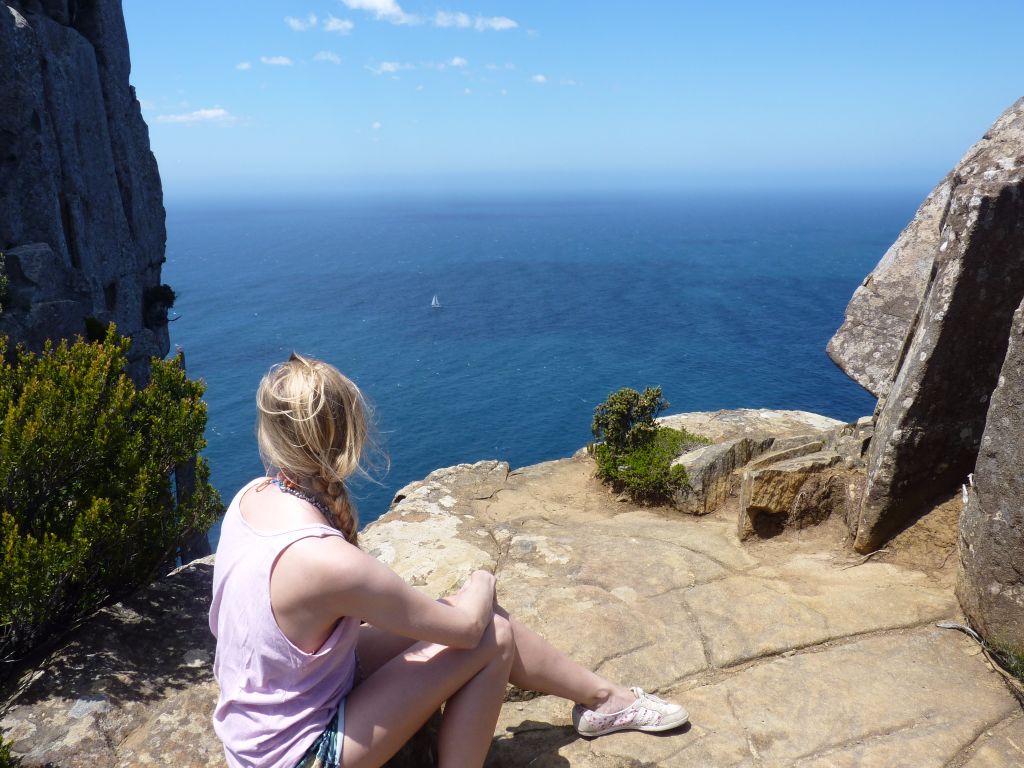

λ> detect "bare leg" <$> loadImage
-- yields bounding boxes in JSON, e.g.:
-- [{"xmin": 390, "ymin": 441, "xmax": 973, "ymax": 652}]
[
  {"xmin": 356, "ymin": 603, "xmax": 635, "ymax": 716},
  {"xmin": 496, "ymin": 607, "xmax": 634, "ymax": 712},
  {"xmin": 343, "ymin": 613, "xmax": 514, "ymax": 768}
]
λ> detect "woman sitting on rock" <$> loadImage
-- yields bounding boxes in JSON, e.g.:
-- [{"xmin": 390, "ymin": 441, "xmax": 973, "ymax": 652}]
[{"xmin": 209, "ymin": 353, "xmax": 688, "ymax": 768}]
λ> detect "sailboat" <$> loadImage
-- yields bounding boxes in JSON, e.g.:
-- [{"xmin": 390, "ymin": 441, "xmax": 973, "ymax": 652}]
[{"xmin": 431, "ymin": 294, "xmax": 442, "ymax": 309}]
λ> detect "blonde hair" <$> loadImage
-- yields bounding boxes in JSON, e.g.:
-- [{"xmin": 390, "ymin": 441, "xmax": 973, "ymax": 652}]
[{"xmin": 256, "ymin": 353, "xmax": 374, "ymax": 546}]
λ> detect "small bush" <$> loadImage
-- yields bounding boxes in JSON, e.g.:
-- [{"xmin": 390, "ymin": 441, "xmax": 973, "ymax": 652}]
[
  {"xmin": 0, "ymin": 735, "xmax": 17, "ymax": 767},
  {"xmin": 591, "ymin": 387, "xmax": 710, "ymax": 503},
  {"xmin": 0, "ymin": 326, "xmax": 222, "ymax": 670}
]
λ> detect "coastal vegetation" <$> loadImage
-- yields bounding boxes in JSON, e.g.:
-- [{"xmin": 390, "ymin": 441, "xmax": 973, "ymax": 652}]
[
  {"xmin": 591, "ymin": 386, "xmax": 709, "ymax": 503},
  {"xmin": 0, "ymin": 327, "xmax": 221, "ymax": 672}
]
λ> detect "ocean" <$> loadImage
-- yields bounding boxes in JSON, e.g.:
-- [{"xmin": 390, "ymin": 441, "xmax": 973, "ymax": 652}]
[{"xmin": 162, "ymin": 188, "xmax": 916, "ymax": 544}]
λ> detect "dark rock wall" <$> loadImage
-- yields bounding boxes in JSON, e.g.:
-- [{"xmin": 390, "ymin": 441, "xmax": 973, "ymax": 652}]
[
  {"xmin": 0, "ymin": 0, "xmax": 168, "ymax": 377},
  {"xmin": 958, "ymin": 298, "xmax": 1024, "ymax": 651}
]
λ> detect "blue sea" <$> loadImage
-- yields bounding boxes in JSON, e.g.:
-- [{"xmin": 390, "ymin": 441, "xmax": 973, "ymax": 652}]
[{"xmin": 163, "ymin": 189, "xmax": 917, "ymax": 544}]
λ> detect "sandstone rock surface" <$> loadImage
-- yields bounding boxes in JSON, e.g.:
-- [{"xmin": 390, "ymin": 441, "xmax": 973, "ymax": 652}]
[
  {"xmin": 373, "ymin": 453, "xmax": 1020, "ymax": 767},
  {"xmin": 662, "ymin": 409, "xmax": 844, "ymax": 515},
  {"xmin": 4, "ymin": 425, "xmax": 1021, "ymax": 766},
  {"xmin": 850, "ymin": 98, "xmax": 1024, "ymax": 552},
  {"xmin": 957, "ymin": 297, "xmax": 1024, "ymax": 650},
  {"xmin": 829, "ymin": 97, "xmax": 1024, "ymax": 398},
  {"xmin": 0, "ymin": 1, "xmax": 168, "ymax": 378}
]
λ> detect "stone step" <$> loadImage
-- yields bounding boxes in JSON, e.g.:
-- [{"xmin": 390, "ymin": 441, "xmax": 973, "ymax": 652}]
[{"xmin": 738, "ymin": 450, "xmax": 852, "ymax": 539}]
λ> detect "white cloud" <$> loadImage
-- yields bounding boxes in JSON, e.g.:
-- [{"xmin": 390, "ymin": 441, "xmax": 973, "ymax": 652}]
[
  {"xmin": 530, "ymin": 74, "xmax": 547, "ymax": 83},
  {"xmin": 156, "ymin": 107, "xmax": 237, "ymax": 125},
  {"xmin": 434, "ymin": 11, "xmax": 470, "ymax": 28},
  {"xmin": 367, "ymin": 61, "xmax": 412, "ymax": 75},
  {"xmin": 324, "ymin": 15, "xmax": 355, "ymax": 34},
  {"xmin": 236, "ymin": 61, "xmax": 252, "ymax": 71},
  {"xmin": 449, "ymin": 56, "xmax": 468, "ymax": 68},
  {"xmin": 285, "ymin": 13, "xmax": 318, "ymax": 31},
  {"xmin": 561, "ymin": 79, "xmax": 577, "ymax": 86},
  {"xmin": 371, "ymin": 121, "xmax": 382, "ymax": 130},
  {"xmin": 261, "ymin": 56, "xmax": 294, "ymax": 66},
  {"xmin": 433, "ymin": 11, "xmax": 518, "ymax": 31},
  {"xmin": 341, "ymin": 0, "xmax": 419, "ymax": 25},
  {"xmin": 315, "ymin": 51, "xmax": 342, "ymax": 64},
  {"xmin": 474, "ymin": 16, "xmax": 517, "ymax": 31}
]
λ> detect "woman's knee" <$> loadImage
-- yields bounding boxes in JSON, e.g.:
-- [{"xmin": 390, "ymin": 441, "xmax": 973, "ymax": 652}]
[{"xmin": 490, "ymin": 611, "xmax": 515, "ymax": 664}]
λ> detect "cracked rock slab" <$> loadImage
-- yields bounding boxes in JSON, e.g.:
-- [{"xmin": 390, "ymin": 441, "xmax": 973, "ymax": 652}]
[
  {"xmin": 684, "ymin": 555, "xmax": 956, "ymax": 667},
  {"xmin": 493, "ymin": 629, "xmax": 1017, "ymax": 767},
  {"xmin": 959, "ymin": 713, "xmax": 1024, "ymax": 768}
]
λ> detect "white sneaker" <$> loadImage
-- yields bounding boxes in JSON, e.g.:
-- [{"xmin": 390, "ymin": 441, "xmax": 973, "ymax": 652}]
[{"xmin": 572, "ymin": 688, "xmax": 689, "ymax": 737}]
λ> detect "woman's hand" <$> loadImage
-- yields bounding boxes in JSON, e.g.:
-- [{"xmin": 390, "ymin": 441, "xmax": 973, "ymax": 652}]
[{"xmin": 443, "ymin": 570, "xmax": 496, "ymax": 640}]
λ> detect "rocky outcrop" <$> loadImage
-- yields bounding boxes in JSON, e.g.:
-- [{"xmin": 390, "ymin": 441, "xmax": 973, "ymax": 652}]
[
  {"xmin": 661, "ymin": 409, "xmax": 844, "ymax": 515},
  {"xmin": 829, "ymin": 97, "xmax": 1024, "ymax": 399},
  {"xmin": 0, "ymin": 1, "xmax": 168, "ymax": 378},
  {"xmin": 830, "ymin": 98, "xmax": 1024, "ymax": 553},
  {"xmin": 827, "ymin": 181, "xmax": 952, "ymax": 397},
  {"xmin": 957, "ymin": 298, "xmax": 1024, "ymax": 652},
  {"xmin": 3, "ymin": 420, "xmax": 1020, "ymax": 767},
  {"xmin": 737, "ymin": 418, "xmax": 873, "ymax": 540}
]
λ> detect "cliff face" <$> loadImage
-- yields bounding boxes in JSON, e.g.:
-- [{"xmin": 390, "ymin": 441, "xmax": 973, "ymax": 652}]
[
  {"xmin": 0, "ymin": 0, "xmax": 168, "ymax": 378},
  {"xmin": 829, "ymin": 97, "xmax": 1024, "ymax": 644}
]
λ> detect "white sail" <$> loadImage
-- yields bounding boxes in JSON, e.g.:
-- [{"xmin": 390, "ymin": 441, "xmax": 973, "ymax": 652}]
[{"xmin": 431, "ymin": 294, "xmax": 441, "ymax": 308}]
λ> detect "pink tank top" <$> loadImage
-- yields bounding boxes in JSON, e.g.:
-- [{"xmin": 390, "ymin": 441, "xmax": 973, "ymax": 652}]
[{"xmin": 210, "ymin": 478, "xmax": 359, "ymax": 768}]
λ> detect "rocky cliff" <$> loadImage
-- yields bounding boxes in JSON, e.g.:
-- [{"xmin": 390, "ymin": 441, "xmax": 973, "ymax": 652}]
[
  {"xmin": 830, "ymin": 97, "xmax": 1024, "ymax": 646},
  {"xmin": 0, "ymin": 1, "xmax": 168, "ymax": 378}
]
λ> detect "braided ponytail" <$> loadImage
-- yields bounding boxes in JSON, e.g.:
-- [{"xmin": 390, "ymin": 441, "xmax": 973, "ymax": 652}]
[
  {"xmin": 257, "ymin": 353, "xmax": 384, "ymax": 550},
  {"xmin": 310, "ymin": 472, "xmax": 359, "ymax": 547}
]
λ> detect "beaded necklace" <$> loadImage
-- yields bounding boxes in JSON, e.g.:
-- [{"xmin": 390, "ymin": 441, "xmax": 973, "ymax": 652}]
[{"xmin": 270, "ymin": 475, "xmax": 333, "ymax": 521}]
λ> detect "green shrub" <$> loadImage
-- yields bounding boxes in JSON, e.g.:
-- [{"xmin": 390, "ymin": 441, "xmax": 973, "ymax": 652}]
[
  {"xmin": 592, "ymin": 386, "xmax": 667, "ymax": 454},
  {"xmin": 591, "ymin": 387, "xmax": 710, "ymax": 503},
  {"xmin": 0, "ymin": 734, "xmax": 16, "ymax": 767},
  {"xmin": 0, "ymin": 326, "xmax": 221, "ymax": 670}
]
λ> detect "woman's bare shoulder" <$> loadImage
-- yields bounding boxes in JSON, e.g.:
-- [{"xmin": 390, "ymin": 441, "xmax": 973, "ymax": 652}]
[{"xmin": 239, "ymin": 480, "xmax": 330, "ymax": 531}]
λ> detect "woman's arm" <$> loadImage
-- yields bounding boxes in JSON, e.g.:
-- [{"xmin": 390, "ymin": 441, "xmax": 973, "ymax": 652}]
[{"xmin": 274, "ymin": 535, "xmax": 496, "ymax": 649}]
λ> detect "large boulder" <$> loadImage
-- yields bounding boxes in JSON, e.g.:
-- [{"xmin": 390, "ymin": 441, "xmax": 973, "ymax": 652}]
[
  {"xmin": 850, "ymin": 99, "xmax": 1024, "ymax": 552},
  {"xmin": 957, "ymin": 297, "xmax": 1024, "ymax": 651},
  {"xmin": 0, "ymin": 1, "xmax": 168, "ymax": 378},
  {"xmin": 829, "ymin": 97, "xmax": 1024, "ymax": 398}
]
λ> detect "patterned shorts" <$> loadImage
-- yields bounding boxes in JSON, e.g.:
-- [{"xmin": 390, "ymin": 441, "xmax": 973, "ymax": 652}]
[{"xmin": 295, "ymin": 701, "xmax": 345, "ymax": 768}]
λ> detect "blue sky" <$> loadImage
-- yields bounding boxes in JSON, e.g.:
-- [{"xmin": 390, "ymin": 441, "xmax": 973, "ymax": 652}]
[{"xmin": 123, "ymin": 0, "xmax": 1024, "ymax": 197}]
